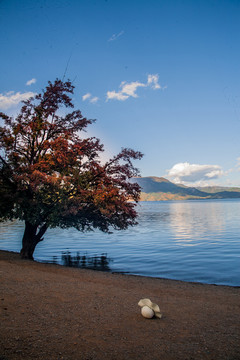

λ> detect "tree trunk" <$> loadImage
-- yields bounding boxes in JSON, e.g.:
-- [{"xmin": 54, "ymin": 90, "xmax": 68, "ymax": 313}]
[{"xmin": 20, "ymin": 221, "xmax": 48, "ymax": 260}]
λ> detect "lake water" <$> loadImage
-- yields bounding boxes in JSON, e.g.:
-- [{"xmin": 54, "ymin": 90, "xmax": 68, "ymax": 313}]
[{"xmin": 0, "ymin": 200, "xmax": 240, "ymax": 286}]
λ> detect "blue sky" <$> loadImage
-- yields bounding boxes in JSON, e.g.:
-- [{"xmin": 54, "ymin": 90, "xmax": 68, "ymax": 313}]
[{"xmin": 1, "ymin": 0, "xmax": 240, "ymax": 186}]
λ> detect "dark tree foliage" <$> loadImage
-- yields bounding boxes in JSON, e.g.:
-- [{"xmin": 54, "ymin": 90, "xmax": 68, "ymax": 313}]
[{"xmin": 0, "ymin": 79, "xmax": 143, "ymax": 259}]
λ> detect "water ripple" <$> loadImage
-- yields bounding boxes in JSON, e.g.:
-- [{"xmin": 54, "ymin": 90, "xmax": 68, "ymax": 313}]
[{"xmin": 0, "ymin": 200, "xmax": 240, "ymax": 286}]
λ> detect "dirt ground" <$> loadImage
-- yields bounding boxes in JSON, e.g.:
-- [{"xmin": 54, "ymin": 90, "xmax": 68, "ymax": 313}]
[{"xmin": 0, "ymin": 250, "xmax": 240, "ymax": 360}]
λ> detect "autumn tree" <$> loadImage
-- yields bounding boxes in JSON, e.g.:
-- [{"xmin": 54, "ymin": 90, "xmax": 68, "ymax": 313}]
[{"xmin": 0, "ymin": 79, "xmax": 143, "ymax": 260}]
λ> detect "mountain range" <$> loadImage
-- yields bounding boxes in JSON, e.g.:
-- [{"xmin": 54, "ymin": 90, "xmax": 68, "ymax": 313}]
[{"xmin": 132, "ymin": 177, "xmax": 240, "ymax": 201}]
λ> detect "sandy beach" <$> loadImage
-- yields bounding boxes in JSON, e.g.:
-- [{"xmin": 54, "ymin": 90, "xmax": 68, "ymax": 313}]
[{"xmin": 0, "ymin": 250, "xmax": 239, "ymax": 360}]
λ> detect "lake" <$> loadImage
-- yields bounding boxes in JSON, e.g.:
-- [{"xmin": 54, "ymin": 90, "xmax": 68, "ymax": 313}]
[{"xmin": 0, "ymin": 200, "xmax": 240, "ymax": 286}]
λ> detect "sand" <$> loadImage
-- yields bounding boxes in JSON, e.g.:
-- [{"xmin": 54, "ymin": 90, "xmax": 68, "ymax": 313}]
[{"xmin": 0, "ymin": 250, "xmax": 239, "ymax": 360}]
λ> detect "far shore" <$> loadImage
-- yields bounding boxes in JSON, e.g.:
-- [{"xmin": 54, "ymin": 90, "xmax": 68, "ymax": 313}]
[{"xmin": 1, "ymin": 249, "xmax": 240, "ymax": 360}]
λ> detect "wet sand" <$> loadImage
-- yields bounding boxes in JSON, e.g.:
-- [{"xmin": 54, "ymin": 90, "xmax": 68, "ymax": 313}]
[{"xmin": 0, "ymin": 250, "xmax": 239, "ymax": 360}]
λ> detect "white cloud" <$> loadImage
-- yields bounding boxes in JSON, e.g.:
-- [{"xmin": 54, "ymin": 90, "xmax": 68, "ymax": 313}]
[
  {"xmin": 0, "ymin": 91, "xmax": 36, "ymax": 110},
  {"xmin": 26, "ymin": 78, "xmax": 36, "ymax": 86},
  {"xmin": 120, "ymin": 81, "xmax": 146, "ymax": 97},
  {"xmin": 89, "ymin": 96, "xmax": 99, "ymax": 104},
  {"xmin": 82, "ymin": 93, "xmax": 92, "ymax": 101},
  {"xmin": 147, "ymin": 74, "xmax": 161, "ymax": 89},
  {"xmin": 106, "ymin": 74, "xmax": 163, "ymax": 101},
  {"xmin": 82, "ymin": 93, "xmax": 99, "ymax": 104},
  {"xmin": 108, "ymin": 30, "xmax": 124, "ymax": 42},
  {"xmin": 167, "ymin": 162, "xmax": 224, "ymax": 184},
  {"xmin": 106, "ymin": 90, "xmax": 129, "ymax": 101}
]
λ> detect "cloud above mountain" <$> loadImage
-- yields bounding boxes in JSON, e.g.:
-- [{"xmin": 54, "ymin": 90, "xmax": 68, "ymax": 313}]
[{"xmin": 167, "ymin": 162, "xmax": 224, "ymax": 184}]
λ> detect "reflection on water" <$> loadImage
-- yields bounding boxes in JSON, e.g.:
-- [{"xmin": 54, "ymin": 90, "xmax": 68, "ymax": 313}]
[
  {"xmin": 168, "ymin": 201, "xmax": 225, "ymax": 245},
  {"xmin": 0, "ymin": 200, "xmax": 240, "ymax": 286},
  {"xmin": 60, "ymin": 251, "xmax": 111, "ymax": 271}
]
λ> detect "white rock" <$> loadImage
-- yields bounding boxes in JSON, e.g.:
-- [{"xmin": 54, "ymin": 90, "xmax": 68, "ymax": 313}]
[{"xmin": 141, "ymin": 305, "xmax": 154, "ymax": 319}]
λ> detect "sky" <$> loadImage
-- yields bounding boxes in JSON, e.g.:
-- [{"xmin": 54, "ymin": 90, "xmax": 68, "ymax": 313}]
[{"xmin": 0, "ymin": 0, "xmax": 240, "ymax": 187}]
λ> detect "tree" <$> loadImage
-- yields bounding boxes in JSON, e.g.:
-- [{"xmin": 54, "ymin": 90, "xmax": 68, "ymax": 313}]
[{"xmin": 0, "ymin": 79, "xmax": 143, "ymax": 260}]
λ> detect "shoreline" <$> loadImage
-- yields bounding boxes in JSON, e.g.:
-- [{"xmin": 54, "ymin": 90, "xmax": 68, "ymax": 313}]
[
  {"xmin": 30, "ymin": 256, "xmax": 240, "ymax": 289},
  {"xmin": 1, "ymin": 249, "xmax": 240, "ymax": 360},
  {"xmin": 3, "ymin": 249, "xmax": 240, "ymax": 288}
]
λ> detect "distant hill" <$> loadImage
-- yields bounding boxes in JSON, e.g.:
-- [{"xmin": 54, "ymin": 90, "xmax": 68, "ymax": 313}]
[
  {"xmin": 196, "ymin": 186, "xmax": 240, "ymax": 193},
  {"xmin": 132, "ymin": 177, "xmax": 240, "ymax": 201}
]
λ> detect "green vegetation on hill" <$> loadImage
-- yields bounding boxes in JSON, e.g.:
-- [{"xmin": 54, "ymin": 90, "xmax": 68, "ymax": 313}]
[{"xmin": 196, "ymin": 186, "xmax": 240, "ymax": 193}]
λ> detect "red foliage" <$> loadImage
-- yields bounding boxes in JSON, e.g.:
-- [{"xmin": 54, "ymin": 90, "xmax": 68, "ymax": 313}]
[{"xmin": 0, "ymin": 79, "xmax": 143, "ymax": 259}]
